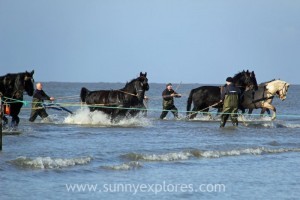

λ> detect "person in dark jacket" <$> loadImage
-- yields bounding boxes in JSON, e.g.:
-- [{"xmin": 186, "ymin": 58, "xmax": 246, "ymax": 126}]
[
  {"xmin": 160, "ymin": 83, "xmax": 182, "ymax": 119},
  {"xmin": 220, "ymin": 77, "xmax": 241, "ymax": 127},
  {"xmin": 29, "ymin": 82, "xmax": 55, "ymax": 122}
]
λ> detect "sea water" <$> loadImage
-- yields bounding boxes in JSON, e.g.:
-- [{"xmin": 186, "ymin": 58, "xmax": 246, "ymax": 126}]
[{"xmin": 1, "ymin": 82, "xmax": 300, "ymax": 200}]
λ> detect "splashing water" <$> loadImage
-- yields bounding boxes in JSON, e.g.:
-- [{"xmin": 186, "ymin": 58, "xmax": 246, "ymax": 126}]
[{"xmin": 63, "ymin": 107, "xmax": 151, "ymax": 127}]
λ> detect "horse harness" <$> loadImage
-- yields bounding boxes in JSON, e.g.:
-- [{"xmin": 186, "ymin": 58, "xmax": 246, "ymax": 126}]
[
  {"xmin": 251, "ymin": 87, "xmax": 274, "ymax": 108},
  {"xmin": 250, "ymin": 83, "xmax": 288, "ymax": 108}
]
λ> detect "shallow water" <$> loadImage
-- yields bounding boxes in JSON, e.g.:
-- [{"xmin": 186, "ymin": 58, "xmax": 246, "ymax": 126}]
[{"xmin": 1, "ymin": 82, "xmax": 300, "ymax": 200}]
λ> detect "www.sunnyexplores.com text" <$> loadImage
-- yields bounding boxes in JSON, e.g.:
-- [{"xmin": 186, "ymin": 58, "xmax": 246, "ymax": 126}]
[{"xmin": 65, "ymin": 181, "xmax": 226, "ymax": 195}]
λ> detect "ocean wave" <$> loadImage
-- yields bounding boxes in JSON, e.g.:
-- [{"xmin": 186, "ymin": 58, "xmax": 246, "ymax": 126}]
[
  {"xmin": 189, "ymin": 147, "xmax": 300, "ymax": 158},
  {"xmin": 101, "ymin": 161, "xmax": 142, "ymax": 170},
  {"xmin": 9, "ymin": 156, "xmax": 92, "ymax": 169},
  {"xmin": 123, "ymin": 147, "xmax": 300, "ymax": 162},
  {"xmin": 251, "ymin": 122, "xmax": 300, "ymax": 128},
  {"xmin": 122, "ymin": 152, "xmax": 193, "ymax": 161},
  {"xmin": 63, "ymin": 107, "xmax": 151, "ymax": 127},
  {"xmin": 275, "ymin": 123, "xmax": 300, "ymax": 128}
]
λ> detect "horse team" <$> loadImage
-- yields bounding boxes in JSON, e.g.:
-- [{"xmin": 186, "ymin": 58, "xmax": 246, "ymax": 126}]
[{"xmin": 0, "ymin": 70, "xmax": 290, "ymax": 127}]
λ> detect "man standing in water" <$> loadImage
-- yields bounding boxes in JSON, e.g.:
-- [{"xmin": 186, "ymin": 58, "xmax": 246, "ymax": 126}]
[
  {"xmin": 160, "ymin": 83, "xmax": 182, "ymax": 119},
  {"xmin": 29, "ymin": 82, "xmax": 55, "ymax": 122},
  {"xmin": 220, "ymin": 77, "xmax": 241, "ymax": 127}
]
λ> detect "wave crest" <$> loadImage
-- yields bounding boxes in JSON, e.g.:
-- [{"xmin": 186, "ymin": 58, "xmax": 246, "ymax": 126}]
[
  {"xmin": 9, "ymin": 156, "xmax": 92, "ymax": 169},
  {"xmin": 123, "ymin": 147, "xmax": 300, "ymax": 162},
  {"xmin": 102, "ymin": 161, "xmax": 142, "ymax": 170}
]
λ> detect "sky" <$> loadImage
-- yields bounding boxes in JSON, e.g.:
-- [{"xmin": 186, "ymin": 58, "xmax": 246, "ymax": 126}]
[{"xmin": 0, "ymin": 0, "xmax": 299, "ymax": 84}]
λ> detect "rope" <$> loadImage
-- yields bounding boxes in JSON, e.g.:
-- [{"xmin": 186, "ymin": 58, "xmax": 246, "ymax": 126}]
[
  {"xmin": 54, "ymin": 95, "xmax": 80, "ymax": 100},
  {"xmin": 116, "ymin": 90, "xmax": 137, "ymax": 97},
  {"xmin": 1, "ymin": 96, "xmax": 26, "ymax": 104},
  {"xmin": 2, "ymin": 95, "xmax": 300, "ymax": 118},
  {"xmin": 186, "ymin": 101, "xmax": 221, "ymax": 118}
]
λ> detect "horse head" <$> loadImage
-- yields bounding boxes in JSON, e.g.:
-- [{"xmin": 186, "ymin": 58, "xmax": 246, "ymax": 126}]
[
  {"xmin": 13, "ymin": 70, "xmax": 35, "ymax": 98},
  {"xmin": 139, "ymin": 72, "xmax": 149, "ymax": 91},
  {"xmin": 23, "ymin": 70, "xmax": 35, "ymax": 96},
  {"xmin": 134, "ymin": 76, "xmax": 148, "ymax": 102},
  {"xmin": 250, "ymin": 71, "xmax": 258, "ymax": 90},
  {"xmin": 233, "ymin": 70, "xmax": 258, "ymax": 91},
  {"xmin": 267, "ymin": 80, "xmax": 290, "ymax": 101},
  {"xmin": 123, "ymin": 75, "xmax": 148, "ymax": 102}
]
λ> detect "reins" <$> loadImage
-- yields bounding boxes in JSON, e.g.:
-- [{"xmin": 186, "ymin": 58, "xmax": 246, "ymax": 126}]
[{"xmin": 117, "ymin": 90, "xmax": 138, "ymax": 97}]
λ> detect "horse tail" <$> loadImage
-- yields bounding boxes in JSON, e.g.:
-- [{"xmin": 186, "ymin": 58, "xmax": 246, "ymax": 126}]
[
  {"xmin": 186, "ymin": 89, "xmax": 195, "ymax": 115},
  {"xmin": 80, "ymin": 87, "xmax": 90, "ymax": 103}
]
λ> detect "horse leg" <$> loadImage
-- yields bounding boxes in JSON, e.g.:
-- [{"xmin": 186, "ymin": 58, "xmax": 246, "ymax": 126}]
[
  {"xmin": 261, "ymin": 108, "xmax": 271, "ymax": 116},
  {"xmin": 110, "ymin": 111, "xmax": 118, "ymax": 124},
  {"xmin": 200, "ymin": 107, "xmax": 211, "ymax": 119},
  {"xmin": 2, "ymin": 115, "xmax": 9, "ymax": 128},
  {"xmin": 216, "ymin": 107, "xmax": 222, "ymax": 117},
  {"xmin": 142, "ymin": 105, "xmax": 147, "ymax": 117},
  {"xmin": 188, "ymin": 107, "xmax": 198, "ymax": 119},
  {"xmin": 262, "ymin": 102, "xmax": 276, "ymax": 120},
  {"xmin": 111, "ymin": 109, "xmax": 125, "ymax": 123},
  {"xmin": 11, "ymin": 115, "xmax": 20, "ymax": 128}
]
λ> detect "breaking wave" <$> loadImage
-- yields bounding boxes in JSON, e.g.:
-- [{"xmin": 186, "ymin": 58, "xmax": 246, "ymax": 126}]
[
  {"xmin": 122, "ymin": 152, "xmax": 192, "ymax": 161},
  {"xmin": 9, "ymin": 156, "xmax": 92, "ymax": 169},
  {"xmin": 63, "ymin": 107, "xmax": 151, "ymax": 127},
  {"xmin": 122, "ymin": 147, "xmax": 300, "ymax": 162},
  {"xmin": 101, "ymin": 161, "xmax": 142, "ymax": 170}
]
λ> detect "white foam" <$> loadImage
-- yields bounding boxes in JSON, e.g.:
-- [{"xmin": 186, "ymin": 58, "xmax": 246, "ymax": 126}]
[
  {"xmin": 64, "ymin": 107, "xmax": 110, "ymax": 125},
  {"xmin": 238, "ymin": 115, "xmax": 272, "ymax": 122},
  {"xmin": 191, "ymin": 147, "xmax": 300, "ymax": 158},
  {"xmin": 125, "ymin": 147, "xmax": 300, "ymax": 162},
  {"xmin": 193, "ymin": 115, "xmax": 214, "ymax": 121},
  {"xmin": 277, "ymin": 123, "xmax": 300, "ymax": 128},
  {"xmin": 143, "ymin": 152, "xmax": 192, "ymax": 161},
  {"xmin": 124, "ymin": 152, "xmax": 193, "ymax": 162},
  {"xmin": 102, "ymin": 161, "xmax": 142, "ymax": 170},
  {"xmin": 10, "ymin": 156, "xmax": 92, "ymax": 169},
  {"xmin": 63, "ymin": 107, "xmax": 151, "ymax": 127}
]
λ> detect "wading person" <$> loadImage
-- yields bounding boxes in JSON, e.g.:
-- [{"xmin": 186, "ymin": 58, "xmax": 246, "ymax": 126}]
[
  {"xmin": 220, "ymin": 77, "xmax": 241, "ymax": 127},
  {"xmin": 29, "ymin": 82, "xmax": 55, "ymax": 122},
  {"xmin": 160, "ymin": 83, "xmax": 182, "ymax": 119}
]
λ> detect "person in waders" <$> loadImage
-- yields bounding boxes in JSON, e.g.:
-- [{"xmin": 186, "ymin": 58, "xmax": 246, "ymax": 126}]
[
  {"xmin": 29, "ymin": 82, "xmax": 55, "ymax": 122},
  {"xmin": 220, "ymin": 77, "xmax": 241, "ymax": 127},
  {"xmin": 160, "ymin": 83, "xmax": 182, "ymax": 119}
]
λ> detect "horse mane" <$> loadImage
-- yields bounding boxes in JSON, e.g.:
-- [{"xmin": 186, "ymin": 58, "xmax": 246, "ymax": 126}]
[
  {"xmin": 260, "ymin": 79, "xmax": 276, "ymax": 85},
  {"xmin": 233, "ymin": 70, "xmax": 250, "ymax": 79},
  {"xmin": 122, "ymin": 77, "xmax": 139, "ymax": 90}
]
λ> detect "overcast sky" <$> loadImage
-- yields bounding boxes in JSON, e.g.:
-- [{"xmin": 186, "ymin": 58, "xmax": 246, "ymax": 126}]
[{"xmin": 1, "ymin": 0, "xmax": 299, "ymax": 84}]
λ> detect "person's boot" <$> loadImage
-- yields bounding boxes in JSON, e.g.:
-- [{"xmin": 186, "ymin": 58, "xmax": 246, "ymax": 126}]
[
  {"xmin": 232, "ymin": 121, "xmax": 238, "ymax": 126},
  {"xmin": 232, "ymin": 117, "xmax": 238, "ymax": 126},
  {"xmin": 220, "ymin": 116, "xmax": 226, "ymax": 128}
]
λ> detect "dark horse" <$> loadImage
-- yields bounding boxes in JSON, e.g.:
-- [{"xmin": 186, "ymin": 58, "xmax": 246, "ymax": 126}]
[
  {"xmin": 0, "ymin": 70, "xmax": 35, "ymax": 127},
  {"xmin": 80, "ymin": 72, "xmax": 149, "ymax": 122},
  {"xmin": 186, "ymin": 70, "xmax": 258, "ymax": 119}
]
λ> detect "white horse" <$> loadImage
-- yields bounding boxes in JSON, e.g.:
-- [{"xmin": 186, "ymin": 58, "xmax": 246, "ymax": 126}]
[{"xmin": 241, "ymin": 79, "xmax": 290, "ymax": 120}]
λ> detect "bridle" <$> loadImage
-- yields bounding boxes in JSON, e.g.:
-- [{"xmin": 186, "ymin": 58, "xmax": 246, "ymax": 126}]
[
  {"xmin": 265, "ymin": 81, "xmax": 289, "ymax": 100},
  {"xmin": 12, "ymin": 75, "xmax": 34, "ymax": 98},
  {"xmin": 276, "ymin": 82, "xmax": 289, "ymax": 99}
]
